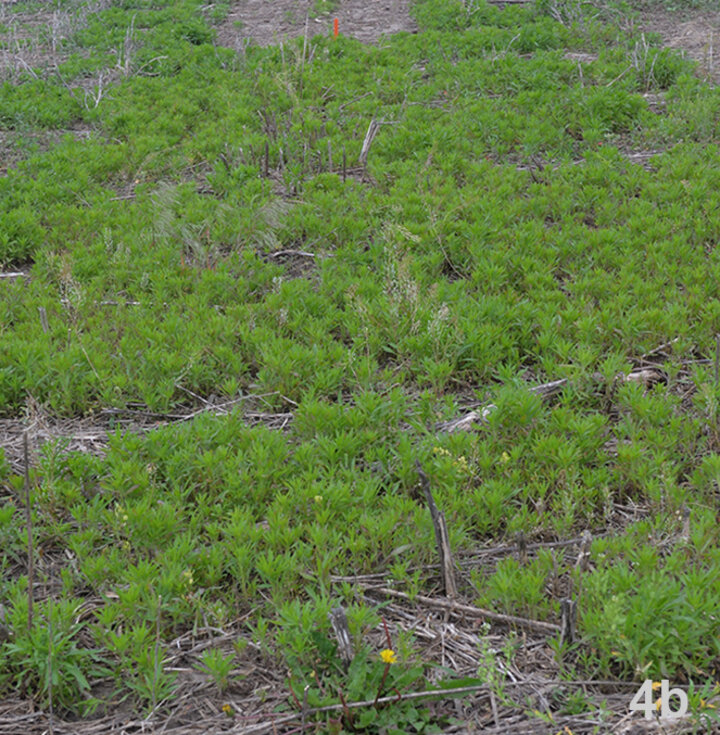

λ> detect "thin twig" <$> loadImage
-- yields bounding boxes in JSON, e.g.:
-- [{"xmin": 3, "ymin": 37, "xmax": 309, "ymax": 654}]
[
  {"xmin": 337, "ymin": 92, "xmax": 372, "ymax": 112},
  {"xmin": 243, "ymin": 678, "xmax": 637, "ymax": 733},
  {"xmin": 266, "ymin": 249, "xmax": 333, "ymax": 259},
  {"xmin": 640, "ymin": 336, "xmax": 679, "ymax": 361}
]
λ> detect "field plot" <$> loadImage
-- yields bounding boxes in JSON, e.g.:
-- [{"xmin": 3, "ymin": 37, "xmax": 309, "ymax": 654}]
[
  {"xmin": 219, "ymin": 0, "xmax": 415, "ymax": 48},
  {"xmin": 635, "ymin": 9, "xmax": 719, "ymax": 84},
  {"xmin": 2, "ymin": 0, "xmax": 720, "ymax": 732}
]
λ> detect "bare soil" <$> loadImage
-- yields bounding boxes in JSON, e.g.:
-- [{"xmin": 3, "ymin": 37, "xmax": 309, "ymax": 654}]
[
  {"xmin": 0, "ymin": 1, "xmax": 88, "ymax": 81},
  {"xmin": 636, "ymin": 8, "xmax": 720, "ymax": 83},
  {"xmin": 217, "ymin": 0, "xmax": 416, "ymax": 49},
  {"xmin": 0, "ymin": 125, "xmax": 94, "ymax": 178}
]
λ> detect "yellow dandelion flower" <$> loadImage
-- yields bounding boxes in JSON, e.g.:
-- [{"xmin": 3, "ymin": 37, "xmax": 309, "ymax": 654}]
[
  {"xmin": 651, "ymin": 681, "xmax": 662, "ymax": 691},
  {"xmin": 222, "ymin": 703, "xmax": 234, "ymax": 717},
  {"xmin": 380, "ymin": 649, "xmax": 397, "ymax": 664}
]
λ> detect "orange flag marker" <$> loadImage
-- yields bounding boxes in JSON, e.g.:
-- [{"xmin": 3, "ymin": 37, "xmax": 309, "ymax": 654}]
[{"xmin": 333, "ymin": 17, "xmax": 339, "ymax": 38}]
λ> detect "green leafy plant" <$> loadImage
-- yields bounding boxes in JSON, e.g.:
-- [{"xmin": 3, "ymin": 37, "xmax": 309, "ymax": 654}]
[
  {"xmin": 196, "ymin": 647, "xmax": 236, "ymax": 692},
  {"xmin": 285, "ymin": 621, "xmax": 438, "ymax": 733},
  {"xmin": 3, "ymin": 599, "xmax": 106, "ymax": 715}
]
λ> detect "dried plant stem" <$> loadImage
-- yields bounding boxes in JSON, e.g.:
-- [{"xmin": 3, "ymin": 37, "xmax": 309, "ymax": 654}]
[
  {"xmin": 416, "ymin": 461, "xmax": 457, "ymax": 598},
  {"xmin": 23, "ymin": 432, "xmax": 34, "ymax": 632},
  {"xmin": 153, "ymin": 594, "xmax": 162, "ymax": 716},
  {"xmin": 47, "ymin": 605, "xmax": 54, "ymax": 735}
]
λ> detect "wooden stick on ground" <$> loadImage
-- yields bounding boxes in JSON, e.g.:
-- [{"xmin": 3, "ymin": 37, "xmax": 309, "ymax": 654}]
[
  {"xmin": 328, "ymin": 606, "xmax": 354, "ymax": 666},
  {"xmin": 574, "ymin": 530, "xmax": 592, "ymax": 574},
  {"xmin": 416, "ymin": 461, "xmax": 457, "ymax": 599},
  {"xmin": 560, "ymin": 598, "xmax": 577, "ymax": 646},
  {"xmin": 362, "ymin": 584, "xmax": 561, "ymax": 635},
  {"xmin": 515, "ymin": 531, "xmax": 528, "ymax": 565},
  {"xmin": 359, "ymin": 118, "xmax": 380, "ymax": 168},
  {"xmin": 439, "ymin": 370, "xmax": 665, "ymax": 433}
]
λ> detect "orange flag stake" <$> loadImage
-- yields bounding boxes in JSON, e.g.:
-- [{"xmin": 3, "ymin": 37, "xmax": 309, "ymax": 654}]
[{"xmin": 333, "ymin": 17, "xmax": 339, "ymax": 38}]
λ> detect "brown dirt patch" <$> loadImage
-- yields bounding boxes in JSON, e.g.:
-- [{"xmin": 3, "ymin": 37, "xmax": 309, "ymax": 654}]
[
  {"xmin": 636, "ymin": 9, "xmax": 720, "ymax": 83},
  {"xmin": 0, "ymin": 125, "xmax": 94, "ymax": 178},
  {"xmin": 217, "ymin": 0, "xmax": 415, "ymax": 49},
  {"xmin": 0, "ymin": 398, "xmax": 293, "ymax": 475},
  {"xmin": 0, "ymin": 2, "xmax": 83, "ymax": 81}
]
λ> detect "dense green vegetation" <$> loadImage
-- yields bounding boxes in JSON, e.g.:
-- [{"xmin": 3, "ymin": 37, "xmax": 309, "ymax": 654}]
[{"xmin": 2, "ymin": 0, "xmax": 720, "ymax": 728}]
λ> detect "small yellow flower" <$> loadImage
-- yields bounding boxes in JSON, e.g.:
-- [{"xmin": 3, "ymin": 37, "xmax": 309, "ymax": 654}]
[
  {"xmin": 222, "ymin": 703, "xmax": 234, "ymax": 717},
  {"xmin": 500, "ymin": 451, "xmax": 510, "ymax": 463},
  {"xmin": 380, "ymin": 649, "xmax": 397, "ymax": 664},
  {"xmin": 652, "ymin": 681, "xmax": 662, "ymax": 691},
  {"xmin": 314, "ymin": 495, "xmax": 323, "ymax": 504}
]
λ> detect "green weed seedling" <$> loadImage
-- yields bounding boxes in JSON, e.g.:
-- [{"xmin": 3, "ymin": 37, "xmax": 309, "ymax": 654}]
[
  {"xmin": 196, "ymin": 647, "xmax": 236, "ymax": 692},
  {"xmin": 3, "ymin": 597, "xmax": 106, "ymax": 716},
  {"xmin": 104, "ymin": 620, "xmax": 178, "ymax": 714},
  {"xmin": 312, "ymin": 0, "xmax": 340, "ymax": 17}
]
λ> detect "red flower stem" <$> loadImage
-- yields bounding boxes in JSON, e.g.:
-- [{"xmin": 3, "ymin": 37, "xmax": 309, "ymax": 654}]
[
  {"xmin": 373, "ymin": 663, "xmax": 391, "ymax": 708},
  {"xmin": 381, "ymin": 617, "xmax": 392, "ymax": 649},
  {"xmin": 288, "ymin": 680, "xmax": 302, "ymax": 710},
  {"xmin": 339, "ymin": 689, "xmax": 353, "ymax": 728}
]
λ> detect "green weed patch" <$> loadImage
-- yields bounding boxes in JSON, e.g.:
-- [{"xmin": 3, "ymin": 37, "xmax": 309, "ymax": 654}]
[{"xmin": 2, "ymin": 0, "xmax": 720, "ymax": 730}]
